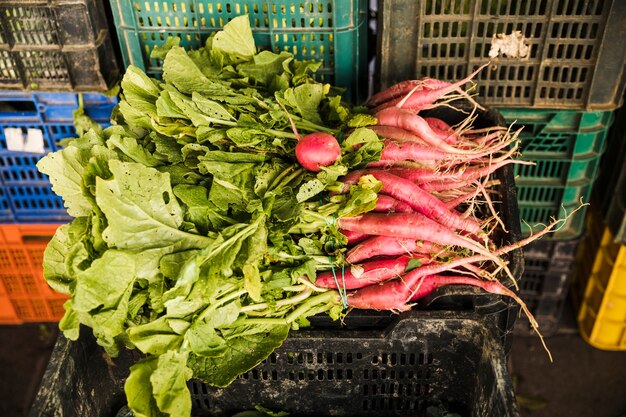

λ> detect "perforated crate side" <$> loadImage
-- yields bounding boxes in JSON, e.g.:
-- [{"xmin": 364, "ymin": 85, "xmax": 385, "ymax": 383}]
[
  {"xmin": 109, "ymin": 0, "xmax": 368, "ymax": 103},
  {"xmin": 377, "ymin": 0, "xmax": 626, "ymax": 110},
  {"xmin": 29, "ymin": 312, "xmax": 520, "ymax": 417},
  {"xmin": 517, "ymin": 180, "xmax": 593, "ymax": 239},
  {"xmin": 6, "ymin": 184, "xmax": 71, "ymax": 223},
  {"xmin": 0, "ymin": 29, "xmax": 120, "ymax": 91},
  {"xmin": 0, "ymin": 294, "xmax": 19, "ymax": 324},
  {"xmin": 0, "ymin": 0, "xmax": 108, "ymax": 49},
  {"xmin": 0, "ymin": 91, "xmax": 117, "ymax": 124},
  {"xmin": 0, "ymin": 187, "xmax": 14, "ymax": 222},
  {"xmin": 10, "ymin": 296, "xmax": 67, "ymax": 322},
  {"xmin": 515, "ymin": 238, "xmax": 580, "ymax": 336}
]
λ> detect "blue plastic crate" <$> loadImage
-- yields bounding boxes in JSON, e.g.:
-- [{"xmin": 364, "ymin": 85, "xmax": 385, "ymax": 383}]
[
  {"xmin": 0, "ymin": 92, "xmax": 117, "ymax": 124},
  {"xmin": 0, "ymin": 92, "xmax": 116, "ymax": 223},
  {"xmin": 0, "ymin": 153, "xmax": 49, "ymax": 184},
  {"xmin": 6, "ymin": 184, "xmax": 71, "ymax": 223},
  {"xmin": 0, "ymin": 187, "xmax": 14, "ymax": 222}
]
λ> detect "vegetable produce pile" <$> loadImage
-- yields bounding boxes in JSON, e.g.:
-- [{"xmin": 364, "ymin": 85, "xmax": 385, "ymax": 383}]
[{"xmin": 39, "ymin": 15, "xmax": 560, "ymax": 417}]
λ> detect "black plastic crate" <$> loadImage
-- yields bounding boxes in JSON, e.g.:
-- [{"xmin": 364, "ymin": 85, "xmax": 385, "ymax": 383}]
[
  {"xmin": 376, "ymin": 0, "xmax": 626, "ymax": 110},
  {"xmin": 0, "ymin": 0, "xmax": 120, "ymax": 91},
  {"xmin": 594, "ymin": 100, "xmax": 626, "ymax": 244},
  {"xmin": 30, "ymin": 312, "xmax": 520, "ymax": 417},
  {"xmin": 514, "ymin": 238, "xmax": 581, "ymax": 336}
]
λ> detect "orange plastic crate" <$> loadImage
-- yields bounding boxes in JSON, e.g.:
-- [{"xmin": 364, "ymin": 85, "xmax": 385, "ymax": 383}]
[{"xmin": 0, "ymin": 224, "xmax": 67, "ymax": 324}]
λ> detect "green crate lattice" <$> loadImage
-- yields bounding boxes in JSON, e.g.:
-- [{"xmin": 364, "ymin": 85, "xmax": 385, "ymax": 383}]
[
  {"xmin": 500, "ymin": 108, "xmax": 614, "ymax": 239},
  {"xmin": 108, "ymin": 0, "xmax": 368, "ymax": 103}
]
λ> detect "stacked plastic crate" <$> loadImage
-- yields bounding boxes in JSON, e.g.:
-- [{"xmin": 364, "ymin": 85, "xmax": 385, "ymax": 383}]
[
  {"xmin": 570, "ymin": 100, "xmax": 626, "ymax": 350},
  {"xmin": 0, "ymin": 1, "xmax": 120, "ymax": 324},
  {"xmin": 375, "ymin": 0, "xmax": 626, "ymax": 336}
]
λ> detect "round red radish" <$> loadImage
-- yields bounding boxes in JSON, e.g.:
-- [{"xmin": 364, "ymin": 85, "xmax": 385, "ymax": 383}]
[{"xmin": 295, "ymin": 133, "xmax": 341, "ymax": 172}]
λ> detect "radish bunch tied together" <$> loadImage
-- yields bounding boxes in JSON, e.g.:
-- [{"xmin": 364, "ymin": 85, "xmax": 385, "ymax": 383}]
[{"xmin": 38, "ymin": 15, "xmax": 575, "ymax": 417}]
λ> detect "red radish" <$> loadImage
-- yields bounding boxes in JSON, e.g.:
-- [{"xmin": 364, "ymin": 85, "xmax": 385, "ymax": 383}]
[
  {"xmin": 277, "ymin": 101, "xmax": 341, "ymax": 172},
  {"xmin": 315, "ymin": 255, "xmax": 430, "ymax": 290},
  {"xmin": 375, "ymin": 107, "xmax": 481, "ymax": 155},
  {"xmin": 424, "ymin": 117, "xmax": 459, "ymax": 144},
  {"xmin": 342, "ymin": 170, "xmax": 484, "ymax": 237},
  {"xmin": 341, "ymin": 230, "xmax": 371, "ymax": 246},
  {"xmin": 424, "ymin": 117, "xmax": 454, "ymax": 133},
  {"xmin": 367, "ymin": 79, "xmax": 426, "ymax": 107},
  {"xmin": 370, "ymin": 63, "xmax": 488, "ymax": 113},
  {"xmin": 337, "ymin": 213, "xmax": 499, "ymax": 265},
  {"xmin": 295, "ymin": 133, "xmax": 341, "ymax": 172},
  {"xmin": 380, "ymin": 136, "xmax": 514, "ymax": 165},
  {"xmin": 367, "ymin": 159, "xmax": 435, "ymax": 169},
  {"xmin": 374, "ymin": 195, "xmax": 414, "ymax": 213},
  {"xmin": 346, "ymin": 236, "xmax": 446, "ymax": 264},
  {"xmin": 345, "ymin": 274, "xmax": 519, "ymax": 311},
  {"xmin": 369, "ymin": 125, "xmax": 430, "ymax": 145},
  {"xmin": 443, "ymin": 190, "xmax": 481, "ymax": 210}
]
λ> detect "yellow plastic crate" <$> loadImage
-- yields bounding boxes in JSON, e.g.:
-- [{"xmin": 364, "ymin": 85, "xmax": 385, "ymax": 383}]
[{"xmin": 576, "ymin": 225, "xmax": 626, "ymax": 350}]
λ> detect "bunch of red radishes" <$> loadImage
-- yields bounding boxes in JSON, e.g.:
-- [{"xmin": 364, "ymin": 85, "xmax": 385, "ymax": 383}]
[{"xmin": 294, "ymin": 65, "xmax": 576, "ymax": 341}]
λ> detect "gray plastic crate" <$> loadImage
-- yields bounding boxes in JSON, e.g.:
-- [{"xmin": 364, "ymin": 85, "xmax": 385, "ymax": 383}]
[{"xmin": 376, "ymin": 0, "xmax": 626, "ymax": 110}]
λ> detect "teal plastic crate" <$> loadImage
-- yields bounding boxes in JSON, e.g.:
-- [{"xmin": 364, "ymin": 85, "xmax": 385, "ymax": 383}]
[
  {"xmin": 108, "ymin": 0, "xmax": 368, "ymax": 103},
  {"xmin": 498, "ymin": 108, "xmax": 615, "ymax": 239},
  {"xmin": 517, "ymin": 182, "xmax": 593, "ymax": 240}
]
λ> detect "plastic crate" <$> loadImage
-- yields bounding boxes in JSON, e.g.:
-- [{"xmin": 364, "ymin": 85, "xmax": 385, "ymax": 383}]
[
  {"xmin": 514, "ymin": 238, "xmax": 580, "ymax": 336},
  {"xmin": 108, "ymin": 0, "xmax": 368, "ymax": 103},
  {"xmin": 575, "ymin": 224, "xmax": 626, "ymax": 350},
  {"xmin": 0, "ymin": 224, "xmax": 66, "ymax": 324},
  {"xmin": 0, "ymin": 187, "xmax": 14, "ymax": 222},
  {"xmin": 29, "ymin": 312, "xmax": 520, "ymax": 417},
  {"xmin": 376, "ymin": 0, "xmax": 626, "ymax": 110},
  {"xmin": 0, "ymin": 0, "xmax": 120, "ymax": 91},
  {"xmin": 593, "ymin": 101, "xmax": 626, "ymax": 244},
  {"xmin": 497, "ymin": 108, "xmax": 614, "ymax": 239},
  {"xmin": 0, "ymin": 91, "xmax": 117, "ymax": 223},
  {"xmin": 6, "ymin": 184, "xmax": 71, "ymax": 223}
]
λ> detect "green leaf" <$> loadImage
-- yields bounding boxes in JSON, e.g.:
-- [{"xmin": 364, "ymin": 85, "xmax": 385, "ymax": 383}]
[
  {"xmin": 347, "ymin": 114, "xmax": 378, "ymax": 128},
  {"xmin": 405, "ymin": 258, "xmax": 423, "ymax": 272},
  {"xmin": 127, "ymin": 316, "xmax": 184, "ymax": 355},
  {"xmin": 121, "ymin": 66, "xmax": 161, "ymax": 114},
  {"xmin": 43, "ymin": 218, "xmax": 91, "ymax": 294},
  {"xmin": 151, "ymin": 36, "xmax": 181, "ymax": 60},
  {"xmin": 296, "ymin": 179, "xmax": 325, "ymax": 202},
  {"xmin": 125, "ymin": 356, "xmax": 165, "ymax": 417},
  {"xmin": 188, "ymin": 323, "xmax": 289, "ymax": 387},
  {"xmin": 283, "ymin": 84, "xmax": 326, "ymax": 125},
  {"xmin": 211, "ymin": 15, "xmax": 256, "ymax": 64},
  {"xmin": 59, "ymin": 299, "xmax": 80, "ymax": 341},
  {"xmin": 37, "ymin": 146, "xmax": 91, "ymax": 217},
  {"xmin": 108, "ymin": 134, "xmax": 162, "ymax": 167},
  {"xmin": 73, "ymin": 250, "xmax": 136, "ymax": 312},
  {"xmin": 192, "ymin": 92, "xmax": 234, "ymax": 121},
  {"xmin": 151, "ymin": 351, "xmax": 193, "ymax": 417},
  {"xmin": 96, "ymin": 160, "xmax": 213, "ymax": 251},
  {"xmin": 238, "ymin": 51, "xmax": 292, "ymax": 85},
  {"xmin": 162, "ymin": 47, "xmax": 224, "ymax": 96}
]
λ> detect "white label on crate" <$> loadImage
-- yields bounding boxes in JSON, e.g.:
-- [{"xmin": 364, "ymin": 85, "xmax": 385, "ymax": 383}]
[
  {"xmin": 489, "ymin": 31, "xmax": 530, "ymax": 59},
  {"xmin": 4, "ymin": 127, "xmax": 25, "ymax": 151},
  {"xmin": 23, "ymin": 128, "xmax": 45, "ymax": 154}
]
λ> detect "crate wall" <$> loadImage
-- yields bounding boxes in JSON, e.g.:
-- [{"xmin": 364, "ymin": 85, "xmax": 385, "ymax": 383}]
[
  {"xmin": 515, "ymin": 238, "xmax": 580, "ymax": 336},
  {"xmin": 0, "ymin": 91, "xmax": 117, "ymax": 222},
  {"xmin": 376, "ymin": 0, "xmax": 626, "ymax": 110},
  {"xmin": 0, "ymin": 224, "xmax": 66, "ymax": 324},
  {"xmin": 0, "ymin": 0, "xmax": 120, "ymax": 91},
  {"xmin": 108, "ymin": 0, "xmax": 369, "ymax": 103},
  {"xmin": 498, "ymin": 108, "xmax": 614, "ymax": 239}
]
